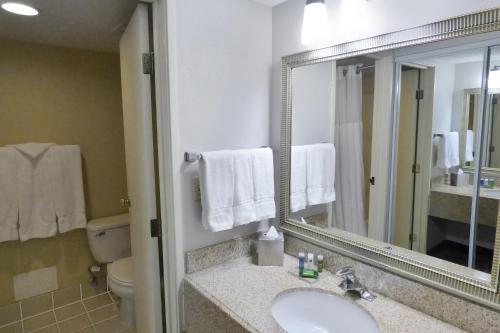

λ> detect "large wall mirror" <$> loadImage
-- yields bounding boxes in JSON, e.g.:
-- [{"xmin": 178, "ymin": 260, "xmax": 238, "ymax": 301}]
[{"xmin": 280, "ymin": 8, "xmax": 500, "ymax": 310}]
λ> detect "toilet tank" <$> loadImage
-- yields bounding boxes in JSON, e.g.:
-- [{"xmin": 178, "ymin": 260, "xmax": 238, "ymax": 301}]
[{"xmin": 86, "ymin": 214, "xmax": 131, "ymax": 264}]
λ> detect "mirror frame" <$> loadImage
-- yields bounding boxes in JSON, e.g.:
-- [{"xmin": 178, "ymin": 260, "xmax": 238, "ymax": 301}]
[
  {"xmin": 280, "ymin": 8, "xmax": 500, "ymax": 310},
  {"xmin": 463, "ymin": 88, "xmax": 500, "ymax": 174}
]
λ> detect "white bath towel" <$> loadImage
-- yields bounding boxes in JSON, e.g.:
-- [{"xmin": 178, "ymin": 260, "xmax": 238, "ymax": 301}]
[
  {"xmin": 50, "ymin": 145, "xmax": 87, "ymax": 233},
  {"xmin": 9, "ymin": 143, "xmax": 57, "ymax": 241},
  {"xmin": 306, "ymin": 143, "xmax": 336, "ymax": 206},
  {"xmin": 0, "ymin": 147, "xmax": 19, "ymax": 242},
  {"xmin": 250, "ymin": 148, "xmax": 276, "ymax": 220},
  {"xmin": 290, "ymin": 146, "xmax": 307, "ymax": 212},
  {"xmin": 465, "ymin": 130, "xmax": 474, "ymax": 162},
  {"xmin": 436, "ymin": 132, "xmax": 460, "ymax": 169},
  {"xmin": 199, "ymin": 150, "xmax": 235, "ymax": 232},
  {"xmin": 232, "ymin": 150, "xmax": 257, "ymax": 226}
]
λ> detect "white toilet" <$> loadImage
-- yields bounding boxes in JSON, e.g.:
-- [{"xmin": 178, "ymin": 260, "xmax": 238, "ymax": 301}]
[{"xmin": 86, "ymin": 214, "xmax": 135, "ymax": 327}]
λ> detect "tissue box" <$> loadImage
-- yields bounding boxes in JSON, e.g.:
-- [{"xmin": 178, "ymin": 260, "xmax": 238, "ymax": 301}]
[
  {"xmin": 257, "ymin": 231, "xmax": 284, "ymax": 266},
  {"xmin": 450, "ymin": 172, "xmax": 469, "ymax": 187}
]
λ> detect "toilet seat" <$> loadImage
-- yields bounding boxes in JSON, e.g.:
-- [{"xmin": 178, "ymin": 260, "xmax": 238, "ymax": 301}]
[{"xmin": 109, "ymin": 256, "xmax": 134, "ymax": 287}]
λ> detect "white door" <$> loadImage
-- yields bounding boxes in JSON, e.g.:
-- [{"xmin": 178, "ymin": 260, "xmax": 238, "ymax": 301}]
[{"xmin": 120, "ymin": 4, "xmax": 162, "ymax": 332}]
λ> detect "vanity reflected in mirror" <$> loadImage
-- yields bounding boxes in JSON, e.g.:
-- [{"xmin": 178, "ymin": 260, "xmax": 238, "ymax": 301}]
[{"xmin": 281, "ymin": 10, "xmax": 500, "ymax": 306}]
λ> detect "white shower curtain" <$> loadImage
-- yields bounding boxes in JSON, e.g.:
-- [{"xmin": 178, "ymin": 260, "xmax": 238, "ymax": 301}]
[{"xmin": 333, "ymin": 65, "xmax": 367, "ymax": 236}]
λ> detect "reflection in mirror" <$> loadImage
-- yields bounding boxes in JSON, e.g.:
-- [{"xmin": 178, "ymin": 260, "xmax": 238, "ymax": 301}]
[
  {"xmin": 464, "ymin": 89, "xmax": 500, "ymax": 169},
  {"xmin": 393, "ymin": 47, "xmax": 497, "ymax": 274},
  {"xmin": 290, "ymin": 56, "xmax": 376, "ymax": 238},
  {"xmin": 473, "ymin": 45, "xmax": 500, "ymax": 271}
]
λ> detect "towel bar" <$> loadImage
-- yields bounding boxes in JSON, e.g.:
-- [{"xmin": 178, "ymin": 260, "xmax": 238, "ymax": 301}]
[
  {"xmin": 184, "ymin": 146, "xmax": 272, "ymax": 163},
  {"xmin": 184, "ymin": 152, "xmax": 202, "ymax": 162}
]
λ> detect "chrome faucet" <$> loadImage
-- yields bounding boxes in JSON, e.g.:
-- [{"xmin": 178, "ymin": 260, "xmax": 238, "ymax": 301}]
[{"xmin": 336, "ymin": 267, "xmax": 376, "ymax": 302}]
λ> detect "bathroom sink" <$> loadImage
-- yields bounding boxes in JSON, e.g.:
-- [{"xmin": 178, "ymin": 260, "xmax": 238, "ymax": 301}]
[{"xmin": 271, "ymin": 289, "xmax": 379, "ymax": 333}]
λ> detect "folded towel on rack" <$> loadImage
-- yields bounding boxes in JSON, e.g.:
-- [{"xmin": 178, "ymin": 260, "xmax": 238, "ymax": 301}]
[
  {"xmin": 50, "ymin": 145, "xmax": 87, "ymax": 233},
  {"xmin": 290, "ymin": 146, "xmax": 307, "ymax": 212},
  {"xmin": 9, "ymin": 143, "xmax": 57, "ymax": 241},
  {"xmin": 0, "ymin": 148, "xmax": 19, "ymax": 242},
  {"xmin": 199, "ymin": 150, "xmax": 235, "ymax": 232},
  {"xmin": 232, "ymin": 150, "xmax": 257, "ymax": 226},
  {"xmin": 465, "ymin": 130, "xmax": 474, "ymax": 162},
  {"xmin": 306, "ymin": 143, "xmax": 336, "ymax": 206},
  {"xmin": 436, "ymin": 132, "xmax": 460, "ymax": 169},
  {"xmin": 251, "ymin": 148, "xmax": 276, "ymax": 220}
]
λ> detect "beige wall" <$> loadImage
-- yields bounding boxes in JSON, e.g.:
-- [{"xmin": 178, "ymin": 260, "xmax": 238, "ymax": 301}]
[{"xmin": 0, "ymin": 39, "xmax": 128, "ymax": 305}]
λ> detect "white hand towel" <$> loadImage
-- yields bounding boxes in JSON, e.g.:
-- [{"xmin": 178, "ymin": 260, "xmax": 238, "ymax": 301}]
[
  {"xmin": 290, "ymin": 146, "xmax": 307, "ymax": 212},
  {"xmin": 0, "ymin": 148, "xmax": 19, "ymax": 242},
  {"xmin": 251, "ymin": 148, "xmax": 276, "ymax": 220},
  {"xmin": 50, "ymin": 145, "xmax": 87, "ymax": 233},
  {"xmin": 9, "ymin": 143, "xmax": 57, "ymax": 241},
  {"xmin": 232, "ymin": 150, "xmax": 257, "ymax": 226},
  {"xmin": 436, "ymin": 132, "xmax": 460, "ymax": 169},
  {"xmin": 199, "ymin": 150, "xmax": 235, "ymax": 232},
  {"xmin": 306, "ymin": 143, "xmax": 336, "ymax": 206},
  {"xmin": 465, "ymin": 130, "xmax": 474, "ymax": 162}
]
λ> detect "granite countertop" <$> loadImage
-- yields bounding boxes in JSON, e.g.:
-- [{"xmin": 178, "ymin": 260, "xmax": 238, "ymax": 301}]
[
  {"xmin": 431, "ymin": 183, "xmax": 500, "ymax": 200},
  {"xmin": 184, "ymin": 254, "xmax": 466, "ymax": 333}
]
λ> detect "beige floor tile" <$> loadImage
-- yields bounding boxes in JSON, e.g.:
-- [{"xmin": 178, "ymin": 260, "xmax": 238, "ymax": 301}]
[
  {"xmin": 23, "ymin": 312, "xmax": 56, "ymax": 332},
  {"xmin": 81, "ymin": 283, "xmax": 106, "ymax": 300},
  {"xmin": 83, "ymin": 294, "xmax": 112, "ymax": 311},
  {"xmin": 0, "ymin": 322, "xmax": 22, "ymax": 333},
  {"xmin": 53, "ymin": 286, "xmax": 81, "ymax": 308},
  {"xmin": 88, "ymin": 304, "xmax": 119, "ymax": 324},
  {"xmin": 55, "ymin": 302, "xmax": 85, "ymax": 321},
  {"xmin": 94, "ymin": 317, "xmax": 128, "ymax": 333},
  {"xmin": 0, "ymin": 303, "xmax": 20, "ymax": 327},
  {"xmin": 57, "ymin": 314, "xmax": 91, "ymax": 333},
  {"xmin": 33, "ymin": 324, "xmax": 59, "ymax": 333},
  {"xmin": 74, "ymin": 327, "xmax": 96, "ymax": 333},
  {"xmin": 21, "ymin": 294, "xmax": 52, "ymax": 318}
]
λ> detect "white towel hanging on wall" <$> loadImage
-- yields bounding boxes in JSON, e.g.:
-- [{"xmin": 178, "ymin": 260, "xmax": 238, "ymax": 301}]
[
  {"xmin": 51, "ymin": 145, "xmax": 87, "ymax": 233},
  {"xmin": 9, "ymin": 143, "xmax": 57, "ymax": 241},
  {"xmin": 0, "ymin": 147, "xmax": 19, "ymax": 242}
]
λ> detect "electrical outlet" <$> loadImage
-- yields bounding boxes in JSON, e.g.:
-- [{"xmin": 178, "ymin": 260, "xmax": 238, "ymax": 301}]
[{"xmin": 192, "ymin": 177, "xmax": 201, "ymax": 201}]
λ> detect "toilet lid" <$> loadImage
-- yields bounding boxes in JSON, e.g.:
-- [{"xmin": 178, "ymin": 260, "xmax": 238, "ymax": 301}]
[{"xmin": 109, "ymin": 257, "xmax": 134, "ymax": 285}]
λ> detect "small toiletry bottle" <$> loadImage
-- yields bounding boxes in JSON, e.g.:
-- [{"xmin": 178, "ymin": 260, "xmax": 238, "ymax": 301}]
[
  {"xmin": 298, "ymin": 252, "xmax": 305, "ymax": 274},
  {"xmin": 307, "ymin": 253, "xmax": 314, "ymax": 270},
  {"xmin": 317, "ymin": 254, "xmax": 324, "ymax": 273}
]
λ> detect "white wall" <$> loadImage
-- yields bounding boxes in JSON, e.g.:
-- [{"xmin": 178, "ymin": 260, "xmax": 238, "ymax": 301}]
[
  {"xmin": 175, "ymin": 0, "xmax": 272, "ymax": 251},
  {"xmin": 432, "ymin": 62, "xmax": 456, "ymax": 134},
  {"xmin": 172, "ymin": 0, "xmax": 500, "ymax": 252}
]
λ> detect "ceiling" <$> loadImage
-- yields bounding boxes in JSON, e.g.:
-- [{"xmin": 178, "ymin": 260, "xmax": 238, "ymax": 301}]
[
  {"xmin": 0, "ymin": 0, "xmax": 138, "ymax": 53},
  {"xmin": 253, "ymin": 0, "xmax": 288, "ymax": 6}
]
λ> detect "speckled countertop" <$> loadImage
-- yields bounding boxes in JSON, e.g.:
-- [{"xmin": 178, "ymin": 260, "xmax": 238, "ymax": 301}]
[{"xmin": 184, "ymin": 254, "xmax": 466, "ymax": 333}]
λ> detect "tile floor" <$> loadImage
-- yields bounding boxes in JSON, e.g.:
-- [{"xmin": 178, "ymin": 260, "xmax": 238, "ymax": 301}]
[{"xmin": 0, "ymin": 284, "xmax": 132, "ymax": 333}]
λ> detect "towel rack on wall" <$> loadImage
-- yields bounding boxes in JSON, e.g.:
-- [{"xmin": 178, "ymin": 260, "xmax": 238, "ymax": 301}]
[{"xmin": 184, "ymin": 146, "xmax": 272, "ymax": 163}]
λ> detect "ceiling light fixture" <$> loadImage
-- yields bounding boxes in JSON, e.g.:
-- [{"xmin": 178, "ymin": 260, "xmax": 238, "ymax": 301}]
[
  {"xmin": 301, "ymin": 0, "xmax": 327, "ymax": 46},
  {"xmin": 1, "ymin": 2, "xmax": 39, "ymax": 16}
]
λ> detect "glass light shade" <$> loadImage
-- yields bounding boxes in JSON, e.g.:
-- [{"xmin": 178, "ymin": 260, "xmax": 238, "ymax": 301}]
[
  {"xmin": 301, "ymin": 1, "xmax": 327, "ymax": 46},
  {"xmin": 488, "ymin": 69, "xmax": 500, "ymax": 89},
  {"xmin": 1, "ymin": 2, "xmax": 38, "ymax": 16}
]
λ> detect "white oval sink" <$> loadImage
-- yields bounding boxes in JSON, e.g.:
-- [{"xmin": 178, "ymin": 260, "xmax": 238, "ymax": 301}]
[{"xmin": 272, "ymin": 289, "xmax": 380, "ymax": 333}]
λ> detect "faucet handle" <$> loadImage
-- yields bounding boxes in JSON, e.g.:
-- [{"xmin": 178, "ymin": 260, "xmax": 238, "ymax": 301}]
[{"xmin": 336, "ymin": 267, "xmax": 355, "ymax": 278}]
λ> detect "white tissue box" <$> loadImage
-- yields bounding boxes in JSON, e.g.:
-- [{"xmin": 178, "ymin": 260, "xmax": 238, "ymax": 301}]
[
  {"xmin": 450, "ymin": 173, "xmax": 469, "ymax": 187},
  {"xmin": 257, "ymin": 231, "xmax": 284, "ymax": 266}
]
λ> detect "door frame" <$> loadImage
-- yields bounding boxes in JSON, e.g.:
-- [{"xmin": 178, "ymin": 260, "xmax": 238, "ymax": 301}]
[{"xmin": 145, "ymin": 0, "xmax": 182, "ymax": 332}]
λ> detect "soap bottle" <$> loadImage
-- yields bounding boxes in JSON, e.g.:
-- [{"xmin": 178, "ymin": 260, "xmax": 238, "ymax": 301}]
[
  {"xmin": 300, "ymin": 253, "xmax": 318, "ymax": 279},
  {"xmin": 298, "ymin": 252, "xmax": 305, "ymax": 274},
  {"xmin": 317, "ymin": 254, "xmax": 324, "ymax": 272}
]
